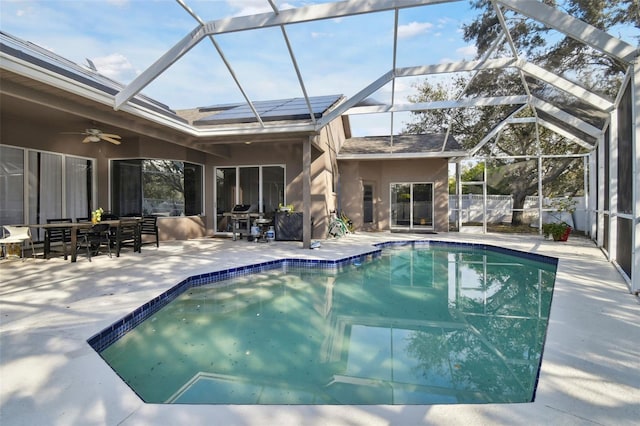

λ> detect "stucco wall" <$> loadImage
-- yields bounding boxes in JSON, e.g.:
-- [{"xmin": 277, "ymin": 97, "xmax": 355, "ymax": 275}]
[
  {"xmin": 156, "ymin": 216, "xmax": 207, "ymax": 241},
  {"xmin": 314, "ymin": 120, "xmax": 347, "ymax": 237},
  {"xmin": 1, "ymin": 113, "xmax": 214, "ymax": 239},
  {"xmin": 2, "ymin": 104, "xmax": 348, "ymax": 241},
  {"xmin": 338, "ymin": 158, "xmax": 450, "ymax": 232}
]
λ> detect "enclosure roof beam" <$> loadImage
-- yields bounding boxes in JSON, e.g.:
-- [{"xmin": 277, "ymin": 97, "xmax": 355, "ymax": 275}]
[
  {"xmin": 613, "ymin": 66, "xmax": 634, "ymax": 108},
  {"xmin": 537, "ymin": 118, "xmax": 595, "ymax": 151},
  {"xmin": 280, "ymin": 25, "xmax": 316, "ymax": 125},
  {"xmin": 468, "ymin": 104, "xmax": 528, "ymax": 156},
  {"xmin": 529, "ymin": 97, "xmax": 602, "ymax": 138},
  {"xmin": 442, "ymin": 26, "xmax": 509, "ymax": 150},
  {"xmin": 392, "ymin": 58, "xmax": 614, "ymax": 112},
  {"xmin": 115, "ymin": 0, "xmax": 455, "ymax": 112},
  {"xmin": 396, "ymin": 58, "xmax": 517, "ymax": 77},
  {"xmin": 200, "ymin": 0, "xmax": 459, "ymax": 35},
  {"xmin": 176, "ymin": 0, "xmax": 264, "ymax": 127},
  {"xmin": 507, "ymin": 117, "xmax": 537, "ymax": 124},
  {"xmin": 345, "ymin": 95, "xmax": 529, "ymax": 115},
  {"xmin": 517, "ymin": 60, "xmax": 614, "ymax": 111},
  {"xmin": 316, "ymin": 70, "xmax": 394, "ymax": 127},
  {"xmin": 496, "ymin": 0, "xmax": 638, "ymax": 64},
  {"xmin": 114, "ymin": 24, "xmax": 206, "ymax": 110},
  {"xmin": 491, "ymin": 0, "xmax": 534, "ymax": 103}
]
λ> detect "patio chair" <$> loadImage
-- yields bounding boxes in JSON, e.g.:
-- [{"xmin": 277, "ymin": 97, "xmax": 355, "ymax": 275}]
[
  {"xmin": 114, "ymin": 219, "xmax": 141, "ymax": 257},
  {"xmin": 95, "ymin": 213, "xmax": 119, "ymax": 242},
  {"xmin": 45, "ymin": 218, "xmax": 72, "ymax": 260},
  {"xmin": 76, "ymin": 223, "xmax": 112, "ymax": 262},
  {"xmin": 140, "ymin": 215, "xmax": 159, "ymax": 247},
  {"xmin": 101, "ymin": 213, "xmax": 119, "ymax": 221},
  {"xmin": 0, "ymin": 225, "xmax": 36, "ymax": 260}
]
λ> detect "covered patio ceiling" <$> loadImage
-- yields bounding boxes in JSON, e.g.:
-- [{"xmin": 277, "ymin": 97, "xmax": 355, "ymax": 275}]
[{"xmin": 1, "ymin": 0, "xmax": 637, "ymax": 153}]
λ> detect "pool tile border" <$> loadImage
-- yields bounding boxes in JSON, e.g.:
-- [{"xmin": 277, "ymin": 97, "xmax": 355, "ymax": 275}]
[
  {"xmin": 378, "ymin": 239, "xmax": 559, "ymax": 266},
  {"xmin": 87, "ymin": 250, "xmax": 381, "ymax": 352},
  {"xmin": 87, "ymin": 240, "xmax": 557, "ymax": 353}
]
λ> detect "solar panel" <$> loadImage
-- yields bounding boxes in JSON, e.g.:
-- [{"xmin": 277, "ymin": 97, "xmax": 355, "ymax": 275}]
[{"xmin": 194, "ymin": 95, "xmax": 342, "ymax": 125}]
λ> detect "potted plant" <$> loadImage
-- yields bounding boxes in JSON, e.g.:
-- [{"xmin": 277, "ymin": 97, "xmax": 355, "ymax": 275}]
[
  {"xmin": 542, "ymin": 196, "xmax": 576, "ymax": 241},
  {"xmin": 91, "ymin": 207, "xmax": 104, "ymax": 224},
  {"xmin": 543, "ymin": 222, "xmax": 572, "ymax": 241}
]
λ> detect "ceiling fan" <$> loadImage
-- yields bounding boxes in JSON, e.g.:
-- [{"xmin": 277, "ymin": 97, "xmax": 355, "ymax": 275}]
[{"xmin": 64, "ymin": 128, "xmax": 122, "ymax": 145}]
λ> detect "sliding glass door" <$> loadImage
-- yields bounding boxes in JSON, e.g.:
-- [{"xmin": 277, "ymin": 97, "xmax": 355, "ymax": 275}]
[
  {"xmin": 390, "ymin": 182, "xmax": 433, "ymax": 230},
  {"xmin": 215, "ymin": 165, "xmax": 285, "ymax": 233},
  {"xmin": 0, "ymin": 145, "xmax": 94, "ymax": 239}
]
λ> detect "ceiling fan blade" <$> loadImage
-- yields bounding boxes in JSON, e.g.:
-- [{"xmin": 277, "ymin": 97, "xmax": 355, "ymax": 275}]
[
  {"xmin": 101, "ymin": 135, "xmax": 121, "ymax": 145},
  {"xmin": 83, "ymin": 135, "xmax": 101, "ymax": 143},
  {"xmin": 101, "ymin": 133, "xmax": 121, "ymax": 139}
]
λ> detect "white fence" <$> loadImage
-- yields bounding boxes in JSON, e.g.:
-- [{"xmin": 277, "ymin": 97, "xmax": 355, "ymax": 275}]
[{"xmin": 449, "ymin": 195, "xmax": 587, "ymax": 231}]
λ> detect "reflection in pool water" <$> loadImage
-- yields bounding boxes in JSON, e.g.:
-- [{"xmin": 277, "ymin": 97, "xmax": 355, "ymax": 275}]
[{"xmin": 99, "ymin": 243, "xmax": 557, "ymax": 404}]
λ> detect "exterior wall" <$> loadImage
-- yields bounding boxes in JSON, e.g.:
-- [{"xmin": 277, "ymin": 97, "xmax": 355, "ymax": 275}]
[
  {"xmin": 2, "ymin": 94, "xmax": 347, "ymax": 241},
  {"xmin": 1, "ymin": 112, "xmax": 214, "ymax": 240},
  {"xmin": 279, "ymin": 121, "xmax": 345, "ymax": 239},
  {"xmin": 310, "ymin": 121, "xmax": 345, "ymax": 238},
  {"xmin": 156, "ymin": 216, "xmax": 207, "ymax": 241},
  {"xmin": 213, "ymin": 141, "xmax": 305, "ymax": 234},
  {"xmin": 338, "ymin": 158, "xmax": 450, "ymax": 232}
]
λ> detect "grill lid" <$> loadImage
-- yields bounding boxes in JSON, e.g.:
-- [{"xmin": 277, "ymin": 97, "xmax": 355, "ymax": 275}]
[{"xmin": 231, "ymin": 204, "xmax": 253, "ymax": 213}]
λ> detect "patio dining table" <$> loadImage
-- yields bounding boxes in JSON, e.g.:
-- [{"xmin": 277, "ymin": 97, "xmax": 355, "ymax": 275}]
[{"xmin": 29, "ymin": 219, "xmax": 139, "ymax": 262}]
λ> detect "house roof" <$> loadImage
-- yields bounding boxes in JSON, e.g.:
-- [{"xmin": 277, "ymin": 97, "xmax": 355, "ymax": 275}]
[
  {"xmin": 0, "ymin": 30, "xmax": 346, "ymax": 153},
  {"xmin": 1, "ymin": 28, "xmax": 345, "ymax": 131},
  {"xmin": 178, "ymin": 95, "xmax": 343, "ymax": 126},
  {"xmin": 338, "ymin": 134, "xmax": 466, "ymax": 160},
  {"xmin": 0, "ymin": 31, "xmax": 184, "ymax": 124}
]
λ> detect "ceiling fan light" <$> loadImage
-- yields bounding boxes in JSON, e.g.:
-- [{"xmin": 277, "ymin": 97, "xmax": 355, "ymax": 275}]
[{"xmin": 84, "ymin": 135, "xmax": 101, "ymax": 143}]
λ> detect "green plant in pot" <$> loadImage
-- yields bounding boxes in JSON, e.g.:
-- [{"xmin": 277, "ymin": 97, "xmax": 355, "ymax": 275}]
[
  {"xmin": 543, "ymin": 222, "xmax": 572, "ymax": 241},
  {"xmin": 543, "ymin": 196, "xmax": 576, "ymax": 241}
]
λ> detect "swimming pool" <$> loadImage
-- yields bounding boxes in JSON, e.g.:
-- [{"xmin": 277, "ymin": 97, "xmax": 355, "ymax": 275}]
[{"xmin": 90, "ymin": 241, "xmax": 557, "ymax": 405}]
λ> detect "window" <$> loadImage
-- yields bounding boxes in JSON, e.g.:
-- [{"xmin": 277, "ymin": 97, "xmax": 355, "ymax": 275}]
[
  {"xmin": 0, "ymin": 145, "xmax": 93, "ymax": 234},
  {"xmin": 0, "ymin": 145, "xmax": 25, "ymax": 226},
  {"xmin": 111, "ymin": 159, "xmax": 203, "ymax": 216},
  {"xmin": 363, "ymin": 183, "xmax": 374, "ymax": 224}
]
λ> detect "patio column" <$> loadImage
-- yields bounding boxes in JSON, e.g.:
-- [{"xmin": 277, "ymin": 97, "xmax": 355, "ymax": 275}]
[
  {"xmin": 609, "ymin": 106, "xmax": 618, "ymax": 262},
  {"xmin": 596, "ymin": 136, "xmax": 605, "ymax": 247},
  {"xmin": 456, "ymin": 162, "xmax": 462, "ymax": 230},
  {"xmin": 302, "ymin": 136, "xmax": 311, "ymax": 249}
]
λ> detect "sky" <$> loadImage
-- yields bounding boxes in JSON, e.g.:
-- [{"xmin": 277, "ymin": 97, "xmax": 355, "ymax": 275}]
[
  {"xmin": 0, "ymin": 0, "xmax": 484, "ymax": 135},
  {"xmin": 0, "ymin": 0, "xmax": 637, "ymax": 136}
]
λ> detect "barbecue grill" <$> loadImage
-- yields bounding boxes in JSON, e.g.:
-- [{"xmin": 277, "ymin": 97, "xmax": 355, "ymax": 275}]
[{"xmin": 228, "ymin": 204, "xmax": 255, "ymax": 240}]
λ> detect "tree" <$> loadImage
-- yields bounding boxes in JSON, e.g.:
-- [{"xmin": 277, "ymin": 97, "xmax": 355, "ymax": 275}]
[
  {"xmin": 449, "ymin": 162, "xmax": 486, "ymax": 194},
  {"xmin": 407, "ymin": 79, "xmax": 586, "ymax": 224},
  {"xmin": 143, "ymin": 160, "xmax": 185, "ymax": 215},
  {"xmin": 464, "ymin": 0, "xmax": 637, "ymax": 90},
  {"xmin": 405, "ymin": 1, "xmax": 631, "ymax": 225}
]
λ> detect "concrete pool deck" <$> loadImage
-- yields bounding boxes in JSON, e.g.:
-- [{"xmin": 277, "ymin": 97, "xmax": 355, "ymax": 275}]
[{"xmin": 1, "ymin": 232, "xmax": 638, "ymax": 425}]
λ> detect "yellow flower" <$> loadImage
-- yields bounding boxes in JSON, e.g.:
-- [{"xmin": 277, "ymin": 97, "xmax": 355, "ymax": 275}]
[{"xmin": 92, "ymin": 207, "xmax": 104, "ymax": 223}]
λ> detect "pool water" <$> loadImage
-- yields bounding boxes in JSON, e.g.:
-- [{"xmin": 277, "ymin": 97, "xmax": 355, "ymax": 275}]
[{"xmin": 100, "ymin": 244, "xmax": 557, "ymax": 404}]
